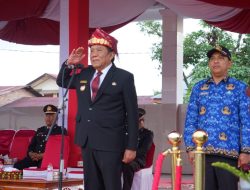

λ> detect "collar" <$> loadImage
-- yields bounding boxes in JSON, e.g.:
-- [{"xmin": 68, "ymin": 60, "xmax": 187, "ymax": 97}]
[
  {"xmin": 206, "ymin": 76, "xmax": 229, "ymax": 84},
  {"xmin": 94, "ymin": 63, "xmax": 112, "ymax": 76}
]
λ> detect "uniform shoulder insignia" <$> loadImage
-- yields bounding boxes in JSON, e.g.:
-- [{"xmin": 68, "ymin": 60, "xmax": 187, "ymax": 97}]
[
  {"xmin": 226, "ymin": 84, "xmax": 235, "ymax": 90},
  {"xmin": 201, "ymin": 84, "xmax": 209, "ymax": 90},
  {"xmin": 80, "ymin": 80, "xmax": 87, "ymax": 84}
]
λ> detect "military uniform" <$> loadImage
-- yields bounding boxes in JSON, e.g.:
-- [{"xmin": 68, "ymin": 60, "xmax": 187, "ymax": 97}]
[
  {"xmin": 14, "ymin": 104, "xmax": 67, "ymax": 170},
  {"xmin": 14, "ymin": 125, "xmax": 66, "ymax": 170},
  {"xmin": 122, "ymin": 108, "xmax": 154, "ymax": 190},
  {"xmin": 29, "ymin": 125, "xmax": 64, "ymax": 154}
]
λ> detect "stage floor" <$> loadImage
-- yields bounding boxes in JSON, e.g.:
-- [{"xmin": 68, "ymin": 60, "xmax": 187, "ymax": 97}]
[{"xmin": 159, "ymin": 174, "xmax": 194, "ymax": 190}]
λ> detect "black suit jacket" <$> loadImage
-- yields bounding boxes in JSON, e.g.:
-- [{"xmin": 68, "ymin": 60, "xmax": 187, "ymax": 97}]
[{"xmin": 57, "ymin": 62, "xmax": 138, "ymax": 152}]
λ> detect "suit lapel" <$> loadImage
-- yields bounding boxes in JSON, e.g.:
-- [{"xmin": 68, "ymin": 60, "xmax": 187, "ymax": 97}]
[
  {"xmin": 92, "ymin": 64, "xmax": 116, "ymax": 103},
  {"xmin": 80, "ymin": 67, "xmax": 95, "ymax": 104}
]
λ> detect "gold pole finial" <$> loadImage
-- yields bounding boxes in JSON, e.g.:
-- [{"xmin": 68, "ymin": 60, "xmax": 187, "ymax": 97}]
[
  {"xmin": 192, "ymin": 130, "xmax": 208, "ymax": 151},
  {"xmin": 167, "ymin": 131, "xmax": 182, "ymax": 190},
  {"xmin": 168, "ymin": 131, "xmax": 182, "ymax": 147},
  {"xmin": 192, "ymin": 130, "xmax": 208, "ymax": 190}
]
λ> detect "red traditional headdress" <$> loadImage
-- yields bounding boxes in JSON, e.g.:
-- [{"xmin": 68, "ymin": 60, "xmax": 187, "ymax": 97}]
[{"xmin": 88, "ymin": 28, "xmax": 118, "ymax": 55}]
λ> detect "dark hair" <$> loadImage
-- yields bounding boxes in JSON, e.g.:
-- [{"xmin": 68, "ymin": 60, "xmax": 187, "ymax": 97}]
[
  {"xmin": 107, "ymin": 47, "xmax": 115, "ymax": 63},
  {"xmin": 138, "ymin": 108, "xmax": 146, "ymax": 118}
]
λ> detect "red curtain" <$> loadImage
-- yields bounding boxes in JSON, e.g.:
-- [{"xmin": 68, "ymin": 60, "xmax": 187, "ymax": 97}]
[
  {"xmin": 0, "ymin": 18, "xmax": 59, "ymax": 45},
  {"xmin": 198, "ymin": 0, "xmax": 250, "ymax": 9},
  {"xmin": 0, "ymin": 0, "xmax": 49, "ymax": 20},
  {"xmin": 206, "ymin": 10, "xmax": 250, "ymax": 34}
]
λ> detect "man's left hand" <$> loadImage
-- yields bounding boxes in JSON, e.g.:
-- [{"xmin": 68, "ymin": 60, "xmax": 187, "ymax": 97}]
[
  {"xmin": 238, "ymin": 153, "xmax": 250, "ymax": 167},
  {"xmin": 122, "ymin": 149, "xmax": 136, "ymax": 163},
  {"xmin": 36, "ymin": 153, "xmax": 43, "ymax": 161}
]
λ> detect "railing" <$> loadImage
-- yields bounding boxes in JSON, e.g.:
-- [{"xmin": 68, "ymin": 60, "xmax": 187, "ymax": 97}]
[{"xmin": 152, "ymin": 130, "xmax": 208, "ymax": 190}]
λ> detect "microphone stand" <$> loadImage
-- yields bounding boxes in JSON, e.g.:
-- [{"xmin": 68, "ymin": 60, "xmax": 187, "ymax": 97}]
[{"xmin": 45, "ymin": 66, "xmax": 77, "ymax": 190}]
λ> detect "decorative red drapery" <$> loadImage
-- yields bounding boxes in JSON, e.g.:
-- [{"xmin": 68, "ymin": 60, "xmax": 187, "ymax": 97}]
[
  {"xmin": 1, "ymin": 0, "xmax": 250, "ymax": 46},
  {"xmin": 198, "ymin": 0, "xmax": 250, "ymax": 9},
  {"xmin": 205, "ymin": 10, "xmax": 250, "ymax": 34}
]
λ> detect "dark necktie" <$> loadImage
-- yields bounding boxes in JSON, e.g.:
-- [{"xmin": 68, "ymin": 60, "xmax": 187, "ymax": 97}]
[{"xmin": 91, "ymin": 72, "xmax": 102, "ymax": 101}]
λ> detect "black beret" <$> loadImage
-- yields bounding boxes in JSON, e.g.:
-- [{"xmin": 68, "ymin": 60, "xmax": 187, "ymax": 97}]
[{"xmin": 43, "ymin": 104, "xmax": 57, "ymax": 114}]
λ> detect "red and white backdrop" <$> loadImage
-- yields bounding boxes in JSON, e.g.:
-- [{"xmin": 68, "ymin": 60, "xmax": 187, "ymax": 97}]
[
  {"xmin": 1, "ymin": 0, "xmax": 250, "ymax": 45},
  {"xmin": 0, "ymin": 0, "xmax": 250, "ymax": 166}
]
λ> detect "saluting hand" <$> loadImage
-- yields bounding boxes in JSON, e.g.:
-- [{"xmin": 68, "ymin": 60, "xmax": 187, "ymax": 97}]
[
  {"xmin": 67, "ymin": 47, "xmax": 85, "ymax": 65},
  {"xmin": 122, "ymin": 149, "xmax": 136, "ymax": 163}
]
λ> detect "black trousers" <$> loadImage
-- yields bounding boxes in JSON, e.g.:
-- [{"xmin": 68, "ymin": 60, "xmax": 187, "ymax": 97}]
[
  {"xmin": 122, "ymin": 160, "xmax": 142, "ymax": 190},
  {"xmin": 205, "ymin": 155, "xmax": 238, "ymax": 190},
  {"xmin": 13, "ymin": 156, "xmax": 42, "ymax": 170},
  {"xmin": 82, "ymin": 146, "xmax": 123, "ymax": 190}
]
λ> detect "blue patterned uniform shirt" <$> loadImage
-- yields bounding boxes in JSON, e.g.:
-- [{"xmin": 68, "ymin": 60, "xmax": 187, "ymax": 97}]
[{"xmin": 184, "ymin": 77, "xmax": 250, "ymax": 158}]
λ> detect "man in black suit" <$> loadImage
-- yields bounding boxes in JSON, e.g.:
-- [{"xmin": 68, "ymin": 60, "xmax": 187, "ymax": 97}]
[
  {"xmin": 122, "ymin": 108, "xmax": 154, "ymax": 190},
  {"xmin": 57, "ymin": 28, "xmax": 138, "ymax": 190},
  {"xmin": 14, "ymin": 104, "xmax": 67, "ymax": 170}
]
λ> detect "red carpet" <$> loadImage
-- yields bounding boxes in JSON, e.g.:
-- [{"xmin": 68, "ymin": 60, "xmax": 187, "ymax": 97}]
[{"xmin": 159, "ymin": 178, "xmax": 194, "ymax": 190}]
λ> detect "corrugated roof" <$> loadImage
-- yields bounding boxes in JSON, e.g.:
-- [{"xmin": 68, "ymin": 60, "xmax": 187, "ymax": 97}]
[
  {"xmin": 2, "ymin": 97, "xmax": 58, "ymax": 108},
  {"xmin": 0, "ymin": 86, "xmax": 25, "ymax": 96},
  {"xmin": 0, "ymin": 95, "xmax": 158, "ymax": 109},
  {"xmin": 152, "ymin": 93, "xmax": 162, "ymax": 99},
  {"xmin": 138, "ymin": 96, "xmax": 153, "ymax": 105},
  {"xmin": 0, "ymin": 86, "xmax": 42, "ymax": 97},
  {"xmin": 27, "ymin": 73, "xmax": 57, "ymax": 86}
]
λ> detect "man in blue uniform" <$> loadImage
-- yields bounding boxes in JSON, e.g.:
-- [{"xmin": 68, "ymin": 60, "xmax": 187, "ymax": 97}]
[
  {"xmin": 184, "ymin": 45, "xmax": 250, "ymax": 190},
  {"xmin": 14, "ymin": 104, "xmax": 67, "ymax": 170}
]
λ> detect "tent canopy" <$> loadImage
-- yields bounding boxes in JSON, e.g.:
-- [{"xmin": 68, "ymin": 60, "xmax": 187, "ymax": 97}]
[{"xmin": 0, "ymin": 0, "xmax": 250, "ymax": 45}]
